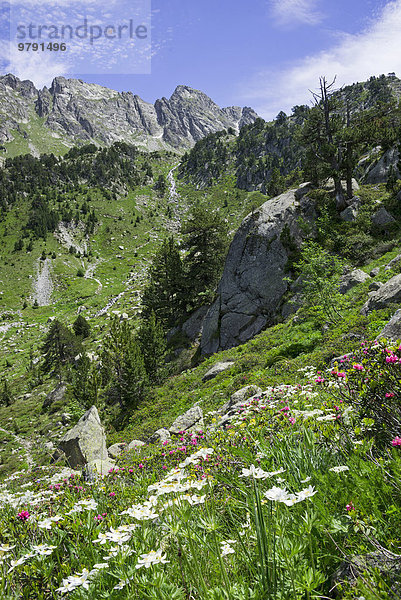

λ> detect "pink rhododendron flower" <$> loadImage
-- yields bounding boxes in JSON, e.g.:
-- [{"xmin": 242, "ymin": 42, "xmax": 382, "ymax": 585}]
[
  {"xmin": 17, "ymin": 511, "xmax": 30, "ymax": 521},
  {"xmin": 391, "ymin": 437, "xmax": 401, "ymax": 446}
]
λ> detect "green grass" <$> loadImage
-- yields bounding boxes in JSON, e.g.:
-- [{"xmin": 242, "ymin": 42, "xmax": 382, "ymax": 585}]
[{"xmin": 0, "ymin": 344, "xmax": 401, "ymax": 598}]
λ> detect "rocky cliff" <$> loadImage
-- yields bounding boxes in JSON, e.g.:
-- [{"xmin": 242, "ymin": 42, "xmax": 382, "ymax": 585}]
[{"xmin": 0, "ymin": 75, "xmax": 258, "ymax": 154}]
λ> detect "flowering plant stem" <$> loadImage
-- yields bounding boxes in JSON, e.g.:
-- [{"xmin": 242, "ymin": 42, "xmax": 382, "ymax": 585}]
[{"xmin": 252, "ymin": 479, "xmax": 272, "ymax": 599}]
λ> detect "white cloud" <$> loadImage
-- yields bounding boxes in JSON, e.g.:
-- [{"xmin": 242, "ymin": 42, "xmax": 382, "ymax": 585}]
[
  {"xmin": 269, "ymin": 0, "xmax": 323, "ymax": 27},
  {"xmin": 6, "ymin": 45, "xmax": 70, "ymax": 87},
  {"xmin": 246, "ymin": 0, "xmax": 401, "ymax": 119}
]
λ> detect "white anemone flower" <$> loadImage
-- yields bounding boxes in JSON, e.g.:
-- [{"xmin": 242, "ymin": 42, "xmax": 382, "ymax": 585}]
[
  {"xmin": 296, "ymin": 485, "xmax": 317, "ymax": 501},
  {"xmin": 32, "ymin": 544, "xmax": 57, "ymax": 556},
  {"xmin": 221, "ymin": 541, "xmax": 236, "ymax": 556},
  {"xmin": 240, "ymin": 465, "xmax": 269, "ymax": 479},
  {"xmin": 329, "ymin": 466, "xmax": 349, "ymax": 473},
  {"xmin": 57, "ymin": 569, "xmax": 91, "ymax": 594},
  {"xmin": 264, "ymin": 486, "xmax": 291, "ymax": 502},
  {"xmin": 135, "ymin": 549, "xmax": 169, "ymax": 569}
]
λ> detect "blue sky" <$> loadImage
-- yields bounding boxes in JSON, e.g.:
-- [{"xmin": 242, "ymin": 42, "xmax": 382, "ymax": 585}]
[{"xmin": 1, "ymin": 0, "xmax": 401, "ymax": 118}]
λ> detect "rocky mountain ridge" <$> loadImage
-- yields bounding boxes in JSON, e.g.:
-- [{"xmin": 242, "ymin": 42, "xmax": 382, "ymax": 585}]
[{"xmin": 0, "ymin": 74, "xmax": 258, "ymax": 155}]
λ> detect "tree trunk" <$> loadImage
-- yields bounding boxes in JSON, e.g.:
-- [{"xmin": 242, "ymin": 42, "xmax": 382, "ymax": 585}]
[{"xmin": 345, "ymin": 103, "xmax": 354, "ymax": 200}]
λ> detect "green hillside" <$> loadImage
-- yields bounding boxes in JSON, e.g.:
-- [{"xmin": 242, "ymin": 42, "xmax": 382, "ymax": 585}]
[{"xmin": 1, "ymin": 74, "xmax": 401, "ymax": 598}]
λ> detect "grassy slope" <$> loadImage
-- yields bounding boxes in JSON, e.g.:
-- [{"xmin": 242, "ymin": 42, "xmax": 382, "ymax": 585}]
[
  {"xmin": 110, "ymin": 243, "xmax": 401, "ymax": 445},
  {"xmin": 0, "ymin": 156, "xmax": 268, "ymax": 475}
]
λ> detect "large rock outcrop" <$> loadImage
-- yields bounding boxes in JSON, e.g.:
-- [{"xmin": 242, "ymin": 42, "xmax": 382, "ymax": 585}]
[
  {"xmin": 200, "ymin": 189, "xmax": 316, "ymax": 354},
  {"xmin": 58, "ymin": 406, "xmax": 108, "ymax": 468}
]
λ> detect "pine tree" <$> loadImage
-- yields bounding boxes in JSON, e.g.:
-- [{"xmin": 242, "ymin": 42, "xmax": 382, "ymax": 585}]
[
  {"xmin": 119, "ymin": 341, "xmax": 148, "ymax": 410},
  {"xmin": 155, "ymin": 174, "xmax": 167, "ymax": 196},
  {"xmin": 181, "ymin": 204, "xmax": 228, "ymax": 307},
  {"xmin": 0, "ymin": 378, "xmax": 13, "ymax": 406},
  {"xmin": 302, "ymin": 77, "xmax": 346, "ymax": 209},
  {"xmin": 141, "ymin": 236, "xmax": 185, "ymax": 328},
  {"xmin": 73, "ymin": 315, "xmax": 91, "ymax": 339},
  {"xmin": 72, "ymin": 354, "xmax": 99, "ymax": 409},
  {"xmin": 101, "ymin": 317, "xmax": 147, "ymax": 409},
  {"xmin": 137, "ymin": 311, "xmax": 166, "ymax": 384},
  {"xmin": 41, "ymin": 320, "xmax": 82, "ymax": 380}
]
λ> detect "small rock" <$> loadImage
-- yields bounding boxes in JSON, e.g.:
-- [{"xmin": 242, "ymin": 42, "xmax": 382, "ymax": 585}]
[
  {"xmin": 370, "ymin": 267, "xmax": 380, "ymax": 277},
  {"xmin": 61, "ymin": 412, "xmax": 71, "ymax": 425},
  {"xmin": 361, "ymin": 273, "xmax": 401, "ymax": 315},
  {"xmin": 169, "ymin": 406, "xmax": 204, "ymax": 434},
  {"xmin": 339, "ymin": 269, "xmax": 370, "ymax": 294},
  {"xmin": 331, "ymin": 551, "xmax": 401, "ymax": 598},
  {"xmin": 108, "ymin": 442, "xmax": 127, "ymax": 459},
  {"xmin": 372, "ymin": 207, "xmax": 396, "ymax": 226},
  {"xmin": 127, "ymin": 440, "xmax": 145, "ymax": 451},
  {"xmin": 147, "ymin": 428, "xmax": 171, "ymax": 445},
  {"xmin": 330, "ymin": 353, "xmax": 354, "ymax": 368},
  {"xmin": 340, "ymin": 205, "xmax": 358, "ymax": 222},
  {"xmin": 384, "ymin": 254, "xmax": 401, "ymax": 272},
  {"xmin": 376, "ymin": 309, "xmax": 401, "ymax": 340},
  {"xmin": 294, "ymin": 182, "xmax": 314, "ymax": 200},
  {"xmin": 43, "ymin": 383, "xmax": 67, "ymax": 409},
  {"xmin": 218, "ymin": 385, "xmax": 262, "ymax": 415},
  {"xmin": 202, "ymin": 361, "xmax": 235, "ymax": 382},
  {"xmin": 368, "ymin": 281, "xmax": 383, "ymax": 291}
]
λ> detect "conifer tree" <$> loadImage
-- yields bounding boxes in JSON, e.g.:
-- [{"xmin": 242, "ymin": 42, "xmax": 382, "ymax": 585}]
[
  {"xmin": 181, "ymin": 204, "xmax": 228, "ymax": 307},
  {"xmin": 101, "ymin": 317, "xmax": 148, "ymax": 409},
  {"xmin": 41, "ymin": 320, "xmax": 82, "ymax": 380},
  {"xmin": 73, "ymin": 315, "xmax": 91, "ymax": 339},
  {"xmin": 137, "ymin": 311, "xmax": 166, "ymax": 384},
  {"xmin": 0, "ymin": 378, "xmax": 13, "ymax": 407},
  {"xmin": 72, "ymin": 355, "xmax": 99, "ymax": 409},
  {"xmin": 141, "ymin": 236, "xmax": 185, "ymax": 328}
]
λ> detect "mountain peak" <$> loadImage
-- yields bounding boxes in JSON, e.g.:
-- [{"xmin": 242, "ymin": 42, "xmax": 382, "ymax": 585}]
[{"xmin": 0, "ymin": 74, "xmax": 259, "ymax": 153}]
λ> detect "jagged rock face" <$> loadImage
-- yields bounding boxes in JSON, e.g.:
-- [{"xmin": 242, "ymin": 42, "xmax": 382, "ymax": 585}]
[
  {"xmin": 200, "ymin": 189, "xmax": 317, "ymax": 355},
  {"xmin": 0, "ymin": 75, "xmax": 258, "ymax": 151},
  {"xmin": 155, "ymin": 85, "xmax": 257, "ymax": 148},
  {"xmin": 0, "ymin": 76, "xmax": 35, "ymax": 143}
]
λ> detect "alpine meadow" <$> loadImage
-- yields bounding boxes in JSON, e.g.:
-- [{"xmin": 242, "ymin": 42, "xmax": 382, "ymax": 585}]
[{"xmin": 1, "ymin": 49, "xmax": 401, "ymax": 600}]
